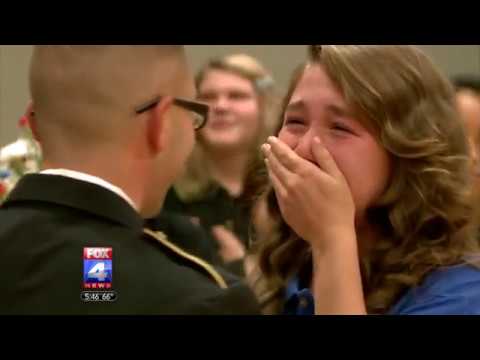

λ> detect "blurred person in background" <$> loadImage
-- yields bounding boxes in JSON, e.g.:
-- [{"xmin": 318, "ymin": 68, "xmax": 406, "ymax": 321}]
[
  {"xmin": 149, "ymin": 53, "xmax": 279, "ymax": 275},
  {"xmin": 453, "ymin": 75, "xmax": 480, "ymax": 196}
]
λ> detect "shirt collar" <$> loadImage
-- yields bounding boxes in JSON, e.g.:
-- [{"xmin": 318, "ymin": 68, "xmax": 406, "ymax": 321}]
[{"xmin": 40, "ymin": 169, "xmax": 137, "ymax": 211}]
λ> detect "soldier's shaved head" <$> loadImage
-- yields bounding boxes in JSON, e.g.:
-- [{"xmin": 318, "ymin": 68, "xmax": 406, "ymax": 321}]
[{"xmin": 30, "ymin": 45, "xmax": 190, "ymax": 159}]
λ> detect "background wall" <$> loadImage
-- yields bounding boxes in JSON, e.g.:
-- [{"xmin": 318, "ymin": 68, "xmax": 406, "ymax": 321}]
[
  {"xmin": 0, "ymin": 45, "xmax": 33, "ymax": 146},
  {"xmin": 1, "ymin": 45, "xmax": 479, "ymax": 146}
]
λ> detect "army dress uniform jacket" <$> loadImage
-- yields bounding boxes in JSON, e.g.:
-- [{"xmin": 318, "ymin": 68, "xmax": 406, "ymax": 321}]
[{"xmin": 0, "ymin": 174, "xmax": 260, "ymax": 315}]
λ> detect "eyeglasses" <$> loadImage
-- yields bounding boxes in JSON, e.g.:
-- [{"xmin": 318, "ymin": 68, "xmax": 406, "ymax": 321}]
[{"xmin": 134, "ymin": 96, "xmax": 209, "ymax": 130}]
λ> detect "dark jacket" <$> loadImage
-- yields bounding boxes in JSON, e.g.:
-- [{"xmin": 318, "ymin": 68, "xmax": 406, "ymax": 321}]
[
  {"xmin": 154, "ymin": 186, "xmax": 251, "ymax": 276},
  {"xmin": 0, "ymin": 174, "xmax": 259, "ymax": 315}
]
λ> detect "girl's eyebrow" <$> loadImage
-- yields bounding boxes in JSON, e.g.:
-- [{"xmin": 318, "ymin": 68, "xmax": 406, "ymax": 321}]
[{"xmin": 286, "ymin": 100, "xmax": 306, "ymax": 112}]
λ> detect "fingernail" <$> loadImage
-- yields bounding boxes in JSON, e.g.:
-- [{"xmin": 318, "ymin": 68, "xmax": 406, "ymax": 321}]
[
  {"xmin": 267, "ymin": 136, "xmax": 277, "ymax": 144},
  {"xmin": 261, "ymin": 144, "xmax": 271, "ymax": 153}
]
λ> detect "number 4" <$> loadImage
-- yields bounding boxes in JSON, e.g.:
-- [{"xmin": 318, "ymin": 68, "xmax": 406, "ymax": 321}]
[{"xmin": 88, "ymin": 262, "xmax": 108, "ymax": 281}]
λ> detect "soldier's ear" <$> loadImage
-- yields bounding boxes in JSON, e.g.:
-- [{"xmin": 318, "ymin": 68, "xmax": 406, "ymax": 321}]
[
  {"xmin": 25, "ymin": 102, "xmax": 41, "ymax": 142},
  {"xmin": 146, "ymin": 97, "xmax": 174, "ymax": 154}
]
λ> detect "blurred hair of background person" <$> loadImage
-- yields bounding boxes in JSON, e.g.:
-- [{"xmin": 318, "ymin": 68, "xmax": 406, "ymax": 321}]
[{"xmin": 149, "ymin": 53, "xmax": 279, "ymax": 274}]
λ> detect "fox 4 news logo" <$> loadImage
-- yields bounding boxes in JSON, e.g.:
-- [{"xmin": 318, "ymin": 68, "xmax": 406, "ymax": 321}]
[{"xmin": 83, "ymin": 247, "xmax": 113, "ymax": 290}]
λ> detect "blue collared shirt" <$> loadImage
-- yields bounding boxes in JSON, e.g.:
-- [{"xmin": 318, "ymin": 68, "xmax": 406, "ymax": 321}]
[
  {"xmin": 284, "ymin": 263, "xmax": 480, "ymax": 315},
  {"xmin": 284, "ymin": 276, "xmax": 315, "ymax": 315}
]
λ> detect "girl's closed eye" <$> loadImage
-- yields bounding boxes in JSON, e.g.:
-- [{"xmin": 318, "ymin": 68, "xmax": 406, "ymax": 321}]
[
  {"xmin": 284, "ymin": 116, "xmax": 306, "ymax": 126},
  {"xmin": 330, "ymin": 120, "xmax": 356, "ymax": 135}
]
